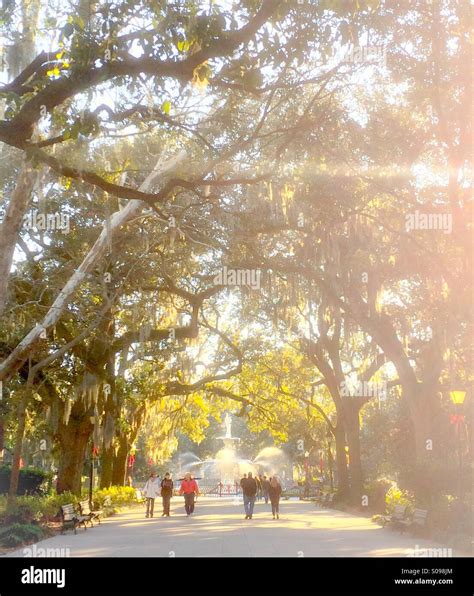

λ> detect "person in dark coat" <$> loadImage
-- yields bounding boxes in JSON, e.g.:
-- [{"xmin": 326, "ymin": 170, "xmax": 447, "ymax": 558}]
[
  {"xmin": 240, "ymin": 472, "xmax": 257, "ymax": 519},
  {"xmin": 269, "ymin": 476, "xmax": 282, "ymax": 519},
  {"xmin": 160, "ymin": 472, "xmax": 174, "ymax": 516}
]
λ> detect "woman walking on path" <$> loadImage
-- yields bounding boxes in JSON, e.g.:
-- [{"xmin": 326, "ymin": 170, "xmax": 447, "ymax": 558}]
[
  {"xmin": 143, "ymin": 472, "xmax": 160, "ymax": 518},
  {"xmin": 269, "ymin": 476, "xmax": 282, "ymax": 519},
  {"xmin": 179, "ymin": 473, "xmax": 199, "ymax": 517},
  {"xmin": 160, "ymin": 472, "xmax": 174, "ymax": 517}
]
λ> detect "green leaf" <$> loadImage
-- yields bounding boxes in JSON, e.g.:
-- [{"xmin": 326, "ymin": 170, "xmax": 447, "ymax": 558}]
[{"xmin": 161, "ymin": 100, "xmax": 171, "ymax": 115}]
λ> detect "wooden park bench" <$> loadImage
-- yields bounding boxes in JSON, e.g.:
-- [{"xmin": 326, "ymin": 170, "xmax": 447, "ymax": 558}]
[
  {"xmin": 79, "ymin": 499, "xmax": 103, "ymax": 526},
  {"xmin": 281, "ymin": 485, "xmax": 302, "ymax": 500},
  {"xmin": 380, "ymin": 504, "xmax": 407, "ymax": 528},
  {"xmin": 399, "ymin": 508, "xmax": 429, "ymax": 534},
  {"xmin": 324, "ymin": 493, "xmax": 336, "ymax": 507},
  {"xmin": 60, "ymin": 503, "xmax": 89, "ymax": 535},
  {"xmin": 316, "ymin": 492, "xmax": 336, "ymax": 508}
]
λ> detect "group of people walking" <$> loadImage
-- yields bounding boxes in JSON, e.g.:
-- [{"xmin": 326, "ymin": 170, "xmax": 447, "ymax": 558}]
[
  {"xmin": 142, "ymin": 471, "xmax": 175, "ymax": 517},
  {"xmin": 143, "ymin": 472, "xmax": 199, "ymax": 518},
  {"xmin": 143, "ymin": 471, "xmax": 282, "ymax": 520},
  {"xmin": 240, "ymin": 472, "xmax": 282, "ymax": 519}
]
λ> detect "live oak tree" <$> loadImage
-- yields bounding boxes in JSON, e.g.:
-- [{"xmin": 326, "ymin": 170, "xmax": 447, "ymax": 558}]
[
  {"xmin": 0, "ymin": 0, "xmax": 470, "ymax": 508},
  {"xmin": 207, "ymin": 0, "xmax": 471, "ymax": 500},
  {"xmin": 1, "ymin": 0, "xmax": 364, "ymax": 495}
]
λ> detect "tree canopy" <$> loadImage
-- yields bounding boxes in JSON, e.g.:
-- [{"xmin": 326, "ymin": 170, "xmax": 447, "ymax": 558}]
[{"xmin": 0, "ymin": 0, "xmax": 471, "ymax": 515}]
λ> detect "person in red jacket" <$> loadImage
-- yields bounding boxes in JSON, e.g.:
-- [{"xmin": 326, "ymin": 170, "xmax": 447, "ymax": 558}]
[{"xmin": 179, "ymin": 473, "xmax": 199, "ymax": 516}]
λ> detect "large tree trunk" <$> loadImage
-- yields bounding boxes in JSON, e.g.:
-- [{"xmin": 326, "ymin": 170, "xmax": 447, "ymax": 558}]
[
  {"xmin": 404, "ymin": 383, "xmax": 445, "ymax": 461},
  {"xmin": 402, "ymin": 384, "xmax": 447, "ymax": 505},
  {"xmin": 333, "ymin": 423, "xmax": 350, "ymax": 500},
  {"xmin": 7, "ymin": 377, "xmax": 61, "ymax": 500},
  {"xmin": 56, "ymin": 414, "xmax": 93, "ymax": 495},
  {"xmin": 3, "ymin": 0, "xmax": 40, "ymax": 505},
  {"xmin": 409, "ymin": 396, "xmax": 435, "ymax": 459},
  {"xmin": 0, "ymin": 162, "xmax": 37, "ymax": 314},
  {"xmin": 0, "ymin": 418, "xmax": 4, "ymax": 462},
  {"xmin": 0, "ymin": 0, "xmax": 41, "ymax": 313},
  {"xmin": 100, "ymin": 446, "xmax": 114, "ymax": 489},
  {"xmin": 7, "ymin": 393, "xmax": 28, "ymax": 503},
  {"xmin": 112, "ymin": 436, "xmax": 128, "ymax": 486},
  {"xmin": 344, "ymin": 402, "xmax": 364, "ymax": 504},
  {"xmin": 99, "ymin": 329, "xmax": 116, "ymax": 489}
]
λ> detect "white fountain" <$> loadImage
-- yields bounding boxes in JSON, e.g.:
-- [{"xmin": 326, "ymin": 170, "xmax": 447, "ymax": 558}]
[{"xmin": 176, "ymin": 414, "xmax": 290, "ymax": 492}]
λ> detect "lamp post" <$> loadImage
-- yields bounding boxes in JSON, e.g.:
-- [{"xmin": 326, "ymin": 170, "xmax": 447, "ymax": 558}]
[
  {"xmin": 449, "ymin": 390, "xmax": 466, "ymax": 499},
  {"xmin": 303, "ymin": 451, "xmax": 310, "ymax": 498},
  {"xmin": 89, "ymin": 416, "xmax": 95, "ymax": 505},
  {"xmin": 326, "ymin": 430, "xmax": 334, "ymax": 491}
]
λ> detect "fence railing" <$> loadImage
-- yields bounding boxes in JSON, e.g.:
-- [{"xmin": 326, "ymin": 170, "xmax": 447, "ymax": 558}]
[{"xmin": 198, "ymin": 481, "xmax": 242, "ymax": 496}]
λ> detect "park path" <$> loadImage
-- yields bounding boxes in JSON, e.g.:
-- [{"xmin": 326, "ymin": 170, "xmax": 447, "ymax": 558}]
[{"xmin": 3, "ymin": 497, "xmax": 464, "ymax": 558}]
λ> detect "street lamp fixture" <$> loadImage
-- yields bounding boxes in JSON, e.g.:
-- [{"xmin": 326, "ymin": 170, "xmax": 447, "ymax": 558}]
[{"xmin": 449, "ymin": 391, "xmax": 466, "ymax": 405}]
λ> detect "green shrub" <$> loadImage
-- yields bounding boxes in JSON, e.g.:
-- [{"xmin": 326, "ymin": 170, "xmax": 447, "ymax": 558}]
[
  {"xmin": 366, "ymin": 478, "xmax": 395, "ymax": 513},
  {"xmin": 385, "ymin": 484, "xmax": 414, "ymax": 513},
  {"xmin": 0, "ymin": 486, "xmax": 137, "ymax": 532},
  {"xmin": 399, "ymin": 461, "xmax": 463, "ymax": 506},
  {"xmin": 93, "ymin": 486, "xmax": 138, "ymax": 509},
  {"xmin": 1, "ymin": 496, "xmax": 44, "ymax": 524},
  {"xmin": 0, "ymin": 466, "xmax": 52, "ymax": 496},
  {"xmin": 0, "ymin": 523, "xmax": 46, "ymax": 548},
  {"xmin": 0, "ymin": 491, "xmax": 79, "ymax": 525},
  {"xmin": 38, "ymin": 492, "xmax": 78, "ymax": 521}
]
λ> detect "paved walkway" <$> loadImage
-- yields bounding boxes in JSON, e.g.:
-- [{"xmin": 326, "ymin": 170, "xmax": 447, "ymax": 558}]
[{"xmin": 4, "ymin": 497, "xmax": 463, "ymax": 557}]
